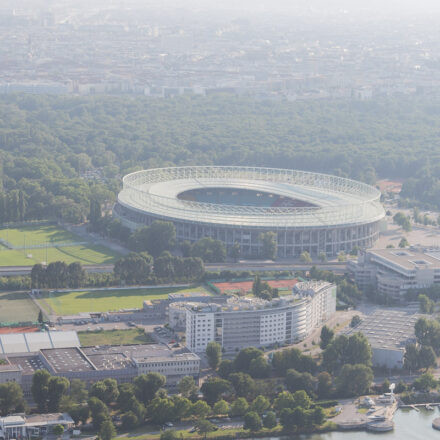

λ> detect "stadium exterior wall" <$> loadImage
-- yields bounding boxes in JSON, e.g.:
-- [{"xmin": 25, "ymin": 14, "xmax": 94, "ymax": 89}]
[
  {"xmin": 113, "ymin": 166, "xmax": 384, "ymax": 257},
  {"xmin": 114, "ymin": 203, "xmax": 381, "ymax": 257}
]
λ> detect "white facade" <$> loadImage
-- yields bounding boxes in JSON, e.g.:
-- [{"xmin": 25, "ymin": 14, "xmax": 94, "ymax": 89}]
[
  {"xmin": 133, "ymin": 353, "xmax": 200, "ymax": 385},
  {"xmin": 0, "ymin": 413, "xmax": 74, "ymax": 439},
  {"xmin": 260, "ymin": 312, "xmax": 286, "ymax": 345},
  {"xmin": 294, "ymin": 281, "xmax": 338, "ymax": 335},
  {"xmin": 186, "ymin": 310, "xmax": 215, "ymax": 353},
  {"xmin": 349, "ymin": 248, "xmax": 440, "ymax": 299},
  {"xmin": 185, "ymin": 282, "xmax": 336, "ymax": 353}
]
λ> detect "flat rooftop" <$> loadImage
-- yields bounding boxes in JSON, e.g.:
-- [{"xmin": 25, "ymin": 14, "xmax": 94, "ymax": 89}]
[
  {"xmin": 40, "ymin": 348, "xmax": 94, "ymax": 373},
  {"xmin": 189, "ymin": 294, "xmax": 304, "ymax": 313},
  {"xmin": 0, "ymin": 360, "xmax": 21, "ymax": 372},
  {"xmin": 0, "ymin": 330, "xmax": 80, "ymax": 354},
  {"xmin": 25, "ymin": 413, "xmax": 74, "ymax": 426},
  {"xmin": 345, "ymin": 308, "xmax": 420, "ymax": 350},
  {"xmin": 169, "ymin": 292, "xmax": 212, "ymax": 299},
  {"xmin": 8, "ymin": 355, "xmax": 45, "ymax": 374},
  {"xmin": 86, "ymin": 353, "xmax": 133, "ymax": 370},
  {"xmin": 369, "ymin": 248, "xmax": 440, "ymax": 271},
  {"xmin": 83, "ymin": 344, "xmax": 199, "ymax": 362}
]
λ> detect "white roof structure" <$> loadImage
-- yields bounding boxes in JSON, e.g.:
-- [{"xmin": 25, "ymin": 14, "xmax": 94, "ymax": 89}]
[
  {"xmin": 0, "ymin": 331, "xmax": 79, "ymax": 354},
  {"xmin": 118, "ymin": 166, "xmax": 384, "ymax": 228}
]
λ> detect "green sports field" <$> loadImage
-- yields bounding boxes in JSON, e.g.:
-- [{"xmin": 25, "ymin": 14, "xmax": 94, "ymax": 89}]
[
  {"xmin": 0, "ymin": 291, "xmax": 40, "ymax": 323},
  {"xmin": 0, "ymin": 224, "xmax": 120, "ymax": 266},
  {"xmin": 0, "ymin": 224, "xmax": 80, "ymax": 247},
  {"xmin": 37, "ymin": 285, "xmax": 211, "ymax": 315}
]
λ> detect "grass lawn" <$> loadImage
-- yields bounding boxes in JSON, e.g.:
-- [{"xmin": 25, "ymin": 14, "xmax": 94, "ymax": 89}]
[
  {"xmin": 78, "ymin": 328, "xmax": 155, "ymax": 347},
  {"xmin": 0, "ymin": 224, "xmax": 81, "ymax": 247},
  {"xmin": 122, "ymin": 421, "xmax": 337, "ymax": 440},
  {"xmin": 0, "ymin": 244, "xmax": 119, "ymax": 266},
  {"xmin": 0, "ymin": 224, "xmax": 120, "ymax": 266},
  {"xmin": 38, "ymin": 285, "xmax": 211, "ymax": 315},
  {"xmin": 0, "ymin": 291, "xmax": 40, "ymax": 324},
  {"xmin": 125, "ymin": 426, "xmax": 284, "ymax": 440}
]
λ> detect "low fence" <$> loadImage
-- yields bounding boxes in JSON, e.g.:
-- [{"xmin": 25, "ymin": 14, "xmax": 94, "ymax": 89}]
[
  {"xmin": 206, "ymin": 275, "xmax": 306, "ymax": 295},
  {"xmin": 0, "ymin": 321, "xmax": 39, "ymax": 328},
  {"xmin": 0, "ymin": 240, "xmax": 89, "ymax": 251}
]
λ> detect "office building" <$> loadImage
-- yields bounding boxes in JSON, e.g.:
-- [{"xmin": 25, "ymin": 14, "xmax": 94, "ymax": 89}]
[
  {"xmin": 348, "ymin": 247, "xmax": 440, "ymax": 299},
  {"xmin": 185, "ymin": 281, "xmax": 336, "ymax": 353}
]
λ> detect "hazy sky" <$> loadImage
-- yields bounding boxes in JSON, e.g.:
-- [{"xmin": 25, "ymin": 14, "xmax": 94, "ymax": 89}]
[
  {"xmin": 133, "ymin": 0, "xmax": 440, "ymax": 14},
  {"xmin": 7, "ymin": 0, "xmax": 440, "ymax": 19}
]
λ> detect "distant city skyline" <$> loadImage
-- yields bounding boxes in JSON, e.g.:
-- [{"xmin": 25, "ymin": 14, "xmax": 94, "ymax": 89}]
[{"xmin": 4, "ymin": 0, "xmax": 440, "ymax": 15}]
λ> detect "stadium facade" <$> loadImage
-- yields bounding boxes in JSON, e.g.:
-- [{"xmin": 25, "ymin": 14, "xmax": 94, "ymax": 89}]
[{"xmin": 114, "ymin": 166, "xmax": 385, "ymax": 257}]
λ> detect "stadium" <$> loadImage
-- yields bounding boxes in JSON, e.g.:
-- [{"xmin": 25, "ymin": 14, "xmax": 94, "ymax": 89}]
[{"xmin": 113, "ymin": 166, "xmax": 385, "ymax": 257}]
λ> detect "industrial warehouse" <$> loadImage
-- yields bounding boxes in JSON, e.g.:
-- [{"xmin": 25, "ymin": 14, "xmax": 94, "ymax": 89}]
[
  {"xmin": 0, "ymin": 332, "xmax": 200, "ymax": 396},
  {"xmin": 114, "ymin": 166, "xmax": 385, "ymax": 257}
]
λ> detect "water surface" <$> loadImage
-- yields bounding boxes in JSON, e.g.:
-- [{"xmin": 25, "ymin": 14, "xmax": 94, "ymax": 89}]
[{"xmin": 279, "ymin": 409, "xmax": 440, "ymax": 440}]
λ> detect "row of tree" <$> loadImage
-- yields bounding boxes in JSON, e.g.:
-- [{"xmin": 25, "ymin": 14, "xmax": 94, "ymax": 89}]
[
  {"xmin": 29, "ymin": 250, "xmax": 205, "ymax": 289},
  {"xmin": 4, "ymin": 94, "xmax": 440, "ymax": 226},
  {"xmin": 31, "ymin": 261, "xmax": 85, "ymax": 289},
  {"xmin": 113, "ymin": 251, "xmax": 205, "ymax": 284},
  {"xmin": 0, "ymin": 190, "xmax": 26, "ymax": 223}
]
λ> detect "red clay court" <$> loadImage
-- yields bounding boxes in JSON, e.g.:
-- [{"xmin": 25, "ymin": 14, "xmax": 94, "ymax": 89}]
[
  {"xmin": 212, "ymin": 278, "xmax": 299, "ymax": 295},
  {"xmin": 0, "ymin": 326, "xmax": 39, "ymax": 334}
]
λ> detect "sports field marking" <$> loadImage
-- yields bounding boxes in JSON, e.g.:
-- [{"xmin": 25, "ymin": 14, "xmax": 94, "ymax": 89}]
[
  {"xmin": 0, "ymin": 224, "xmax": 120, "ymax": 266},
  {"xmin": 0, "ymin": 245, "xmax": 119, "ymax": 266},
  {"xmin": 0, "ymin": 224, "xmax": 81, "ymax": 247},
  {"xmin": 212, "ymin": 278, "xmax": 299, "ymax": 295},
  {"xmin": 37, "ymin": 285, "xmax": 211, "ymax": 315},
  {"xmin": 0, "ymin": 291, "xmax": 40, "ymax": 324}
]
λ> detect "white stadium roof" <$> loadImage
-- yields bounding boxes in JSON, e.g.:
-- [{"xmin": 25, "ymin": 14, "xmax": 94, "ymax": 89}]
[
  {"xmin": 118, "ymin": 166, "xmax": 385, "ymax": 228},
  {"xmin": 0, "ymin": 331, "xmax": 80, "ymax": 354}
]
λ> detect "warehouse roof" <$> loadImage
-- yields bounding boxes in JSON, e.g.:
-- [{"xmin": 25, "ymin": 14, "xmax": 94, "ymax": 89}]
[
  {"xmin": 345, "ymin": 308, "xmax": 419, "ymax": 350},
  {"xmin": 0, "ymin": 331, "xmax": 80, "ymax": 354}
]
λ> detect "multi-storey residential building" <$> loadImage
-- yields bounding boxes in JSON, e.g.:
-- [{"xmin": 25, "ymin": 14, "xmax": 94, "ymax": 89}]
[
  {"xmin": 185, "ymin": 281, "xmax": 336, "ymax": 353},
  {"xmin": 348, "ymin": 247, "xmax": 440, "ymax": 299}
]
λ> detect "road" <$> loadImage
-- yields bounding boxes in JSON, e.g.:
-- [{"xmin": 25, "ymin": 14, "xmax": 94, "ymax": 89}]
[
  {"xmin": 0, "ymin": 261, "xmax": 347, "ymax": 276},
  {"xmin": 205, "ymin": 261, "xmax": 347, "ymax": 273},
  {"xmin": 0, "ymin": 264, "xmax": 114, "ymax": 276}
]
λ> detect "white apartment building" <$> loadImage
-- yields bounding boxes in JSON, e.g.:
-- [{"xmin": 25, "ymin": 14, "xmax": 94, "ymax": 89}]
[
  {"xmin": 185, "ymin": 281, "xmax": 336, "ymax": 353},
  {"xmin": 348, "ymin": 247, "xmax": 440, "ymax": 299}
]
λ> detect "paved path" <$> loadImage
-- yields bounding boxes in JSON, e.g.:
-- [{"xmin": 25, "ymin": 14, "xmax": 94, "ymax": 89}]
[
  {"xmin": 0, "ymin": 264, "xmax": 114, "ymax": 276},
  {"xmin": 0, "ymin": 261, "xmax": 346, "ymax": 276},
  {"xmin": 206, "ymin": 261, "xmax": 347, "ymax": 273}
]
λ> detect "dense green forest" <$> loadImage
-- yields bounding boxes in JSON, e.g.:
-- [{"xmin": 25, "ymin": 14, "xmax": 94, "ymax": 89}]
[{"xmin": 1, "ymin": 93, "xmax": 440, "ymax": 222}]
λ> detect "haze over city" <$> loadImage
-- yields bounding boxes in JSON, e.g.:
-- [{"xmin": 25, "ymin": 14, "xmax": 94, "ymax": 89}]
[{"xmin": 0, "ymin": 1, "xmax": 440, "ymax": 440}]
